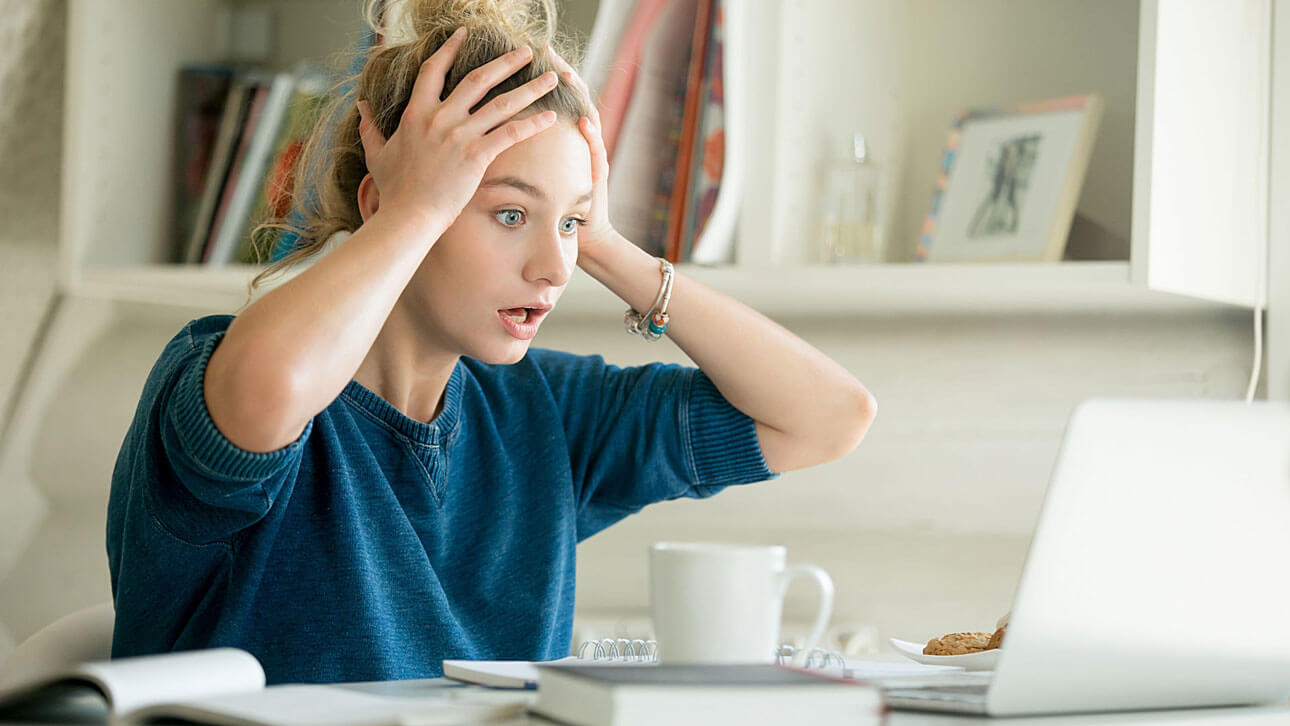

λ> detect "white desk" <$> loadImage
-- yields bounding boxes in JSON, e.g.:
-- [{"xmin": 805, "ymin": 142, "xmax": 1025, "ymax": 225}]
[
  {"xmin": 882, "ymin": 704, "xmax": 1290, "ymax": 726},
  {"xmin": 520, "ymin": 705, "xmax": 1290, "ymax": 725},
  {"xmin": 1, "ymin": 675, "xmax": 1286, "ymax": 725},
  {"xmin": 504, "ymin": 702, "xmax": 1290, "ymax": 725},
  {"xmin": 515, "ymin": 705, "xmax": 1290, "ymax": 725}
]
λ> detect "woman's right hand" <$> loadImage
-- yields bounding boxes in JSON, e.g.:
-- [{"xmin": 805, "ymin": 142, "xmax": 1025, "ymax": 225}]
[{"xmin": 356, "ymin": 26, "xmax": 560, "ymax": 226}]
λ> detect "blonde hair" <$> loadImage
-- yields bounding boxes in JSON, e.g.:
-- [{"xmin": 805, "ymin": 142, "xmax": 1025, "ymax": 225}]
[{"xmin": 247, "ymin": 0, "xmax": 591, "ymax": 294}]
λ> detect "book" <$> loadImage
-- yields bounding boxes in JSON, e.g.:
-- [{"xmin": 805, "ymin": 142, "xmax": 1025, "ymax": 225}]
[
  {"xmin": 662, "ymin": 0, "xmax": 714, "ymax": 263},
  {"xmin": 202, "ymin": 78, "xmax": 269, "ymax": 263},
  {"xmin": 607, "ymin": 0, "xmax": 696, "ymax": 258},
  {"xmin": 234, "ymin": 67, "xmax": 331, "ymax": 265},
  {"xmin": 445, "ymin": 641, "xmax": 962, "ymax": 691},
  {"xmin": 268, "ymin": 17, "xmax": 374, "ymax": 264},
  {"xmin": 596, "ymin": 0, "xmax": 669, "ymax": 160},
  {"xmin": 445, "ymin": 638, "xmax": 659, "ymax": 688},
  {"xmin": 185, "ymin": 74, "xmax": 254, "ymax": 264},
  {"xmin": 685, "ymin": 0, "xmax": 741, "ymax": 266},
  {"xmin": 0, "ymin": 647, "xmax": 528, "ymax": 726},
  {"xmin": 532, "ymin": 663, "xmax": 884, "ymax": 726},
  {"xmin": 204, "ymin": 71, "xmax": 297, "ymax": 266},
  {"xmin": 580, "ymin": 0, "xmax": 638, "ymax": 93},
  {"xmin": 170, "ymin": 64, "xmax": 235, "ymax": 263},
  {"xmin": 678, "ymin": 0, "xmax": 726, "ymax": 263}
]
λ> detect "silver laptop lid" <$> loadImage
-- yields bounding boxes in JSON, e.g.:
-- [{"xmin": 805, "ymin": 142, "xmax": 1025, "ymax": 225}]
[{"xmin": 989, "ymin": 399, "xmax": 1290, "ymax": 716}]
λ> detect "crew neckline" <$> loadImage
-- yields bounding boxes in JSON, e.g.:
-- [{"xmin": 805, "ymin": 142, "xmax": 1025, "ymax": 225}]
[{"xmin": 339, "ymin": 361, "xmax": 464, "ymax": 446}]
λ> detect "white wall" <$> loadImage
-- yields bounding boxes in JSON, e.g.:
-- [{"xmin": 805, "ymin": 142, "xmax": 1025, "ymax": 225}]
[
  {"xmin": 0, "ymin": 0, "xmax": 62, "ymax": 440},
  {"xmin": 0, "ymin": 0, "xmax": 63, "ymax": 656},
  {"xmin": 749, "ymin": 0, "xmax": 1139, "ymax": 264},
  {"xmin": 550, "ymin": 308, "xmax": 1255, "ymax": 645}
]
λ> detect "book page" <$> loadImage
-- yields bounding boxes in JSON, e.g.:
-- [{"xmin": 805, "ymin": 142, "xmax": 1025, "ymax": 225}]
[
  {"xmin": 0, "ymin": 602, "xmax": 115, "ymax": 699},
  {"xmin": 126, "ymin": 683, "xmax": 531, "ymax": 726},
  {"xmin": 78, "ymin": 648, "xmax": 264, "ymax": 716}
]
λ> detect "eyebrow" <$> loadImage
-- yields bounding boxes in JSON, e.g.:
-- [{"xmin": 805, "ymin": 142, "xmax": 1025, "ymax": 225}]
[{"xmin": 479, "ymin": 175, "xmax": 593, "ymax": 206}]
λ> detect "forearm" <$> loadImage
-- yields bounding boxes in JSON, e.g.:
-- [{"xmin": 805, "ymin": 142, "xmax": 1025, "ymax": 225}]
[
  {"xmin": 208, "ymin": 208, "xmax": 446, "ymax": 451},
  {"xmin": 576, "ymin": 234, "xmax": 877, "ymax": 472}
]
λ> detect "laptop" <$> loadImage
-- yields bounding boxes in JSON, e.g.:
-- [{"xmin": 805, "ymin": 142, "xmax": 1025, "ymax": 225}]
[{"xmin": 885, "ymin": 399, "xmax": 1290, "ymax": 716}]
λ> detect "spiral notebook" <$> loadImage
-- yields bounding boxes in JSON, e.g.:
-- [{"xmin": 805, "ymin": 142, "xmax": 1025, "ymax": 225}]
[
  {"xmin": 443, "ymin": 640, "xmax": 660, "ymax": 690},
  {"xmin": 442, "ymin": 640, "xmax": 946, "ymax": 690}
]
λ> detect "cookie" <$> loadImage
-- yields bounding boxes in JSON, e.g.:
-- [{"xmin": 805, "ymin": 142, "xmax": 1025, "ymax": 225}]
[
  {"xmin": 986, "ymin": 624, "xmax": 1006, "ymax": 650},
  {"xmin": 923, "ymin": 632, "xmax": 992, "ymax": 655},
  {"xmin": 996, "ymin": 611, "xmax": 1010, "ymax": 629}
]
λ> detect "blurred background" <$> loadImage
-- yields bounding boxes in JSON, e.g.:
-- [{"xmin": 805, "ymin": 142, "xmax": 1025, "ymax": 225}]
[{"xmin": 0, "ymin": 0, "xmax": 1279, "ymax": 661}]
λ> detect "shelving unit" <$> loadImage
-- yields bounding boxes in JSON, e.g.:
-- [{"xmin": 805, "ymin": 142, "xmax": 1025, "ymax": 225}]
[
  {"xmin": 74, "ymin": 261, "xmax": 1225, "ymax": 317},
  {"xmin": 58, "ymin": 0, "xmax": 1277, "ymax": 337}
]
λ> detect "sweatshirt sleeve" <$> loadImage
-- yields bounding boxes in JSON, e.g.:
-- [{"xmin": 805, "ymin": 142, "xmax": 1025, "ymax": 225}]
[
  {"xmin": 526, "ymin": 350, "xmax": 779, "ymax": 540},
  {"xmin": 119, "ymin": 316, "xmax": 312, "ymax": 544}
]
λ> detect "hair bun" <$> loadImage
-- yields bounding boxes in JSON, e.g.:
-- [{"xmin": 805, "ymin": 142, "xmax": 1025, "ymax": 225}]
[{"xmin": 371, "ymin": 0, "xmax": 557, "ymax": 48}]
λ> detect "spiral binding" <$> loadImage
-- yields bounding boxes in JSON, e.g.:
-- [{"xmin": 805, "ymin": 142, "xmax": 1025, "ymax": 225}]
[
  {"xmin": 774, "ymin": 644, "xmax": 849, "ymax": 671},
  {"xmin": 577, "ymin": 638, "xmax": 658, "ymax": 662},
  {"xmin": 574, "ymin": 639, "xmax": 847, "ymax": 671}
]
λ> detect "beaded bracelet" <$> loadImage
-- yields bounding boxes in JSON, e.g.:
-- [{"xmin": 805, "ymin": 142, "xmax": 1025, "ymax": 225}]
[
  {"xmin": 624, "ymin": 258, "xmax": 674, "ymax": 341},
  {"xmin": 642, "ymin": 260, "xmax": 674, "ymax": 341}
]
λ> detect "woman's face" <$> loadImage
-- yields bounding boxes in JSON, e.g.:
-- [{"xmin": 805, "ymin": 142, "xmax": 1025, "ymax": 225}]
[{"xmin": 405, "ymin": 120, "xmax": 593, "ymax": 364}]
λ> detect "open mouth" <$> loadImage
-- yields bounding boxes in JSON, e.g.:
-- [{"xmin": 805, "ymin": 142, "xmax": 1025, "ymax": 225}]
[
  {"xmin": 500, "ymin": 307, "xmax": 534, "ymax": 324},
  {"xmin": 497, "ymin": 305, "xmax": 551, "ymax": 339}
]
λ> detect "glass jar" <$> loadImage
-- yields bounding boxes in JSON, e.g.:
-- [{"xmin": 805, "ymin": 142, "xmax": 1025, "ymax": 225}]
[{"xmin": 822, "ymin": 133, "xmax": 885, "ymax": 264}]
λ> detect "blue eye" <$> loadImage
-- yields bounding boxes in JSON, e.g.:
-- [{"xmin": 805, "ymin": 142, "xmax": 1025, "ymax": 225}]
[
  {"xmin": 495, "ymin": 209, "xmax": 523, "ymax": 226},
  {"xmin": 496, "ymin": 209, "xmax": 586, "ymax": 236}
]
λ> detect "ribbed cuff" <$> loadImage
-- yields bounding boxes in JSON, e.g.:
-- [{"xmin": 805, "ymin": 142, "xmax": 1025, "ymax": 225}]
[
  {"xmin": 686, "ymin": 369, "xmax": 780, "ymax": 489},
  {"xmin": 168, "ymin": 332, "xmax": 312, "ymax": 482}
]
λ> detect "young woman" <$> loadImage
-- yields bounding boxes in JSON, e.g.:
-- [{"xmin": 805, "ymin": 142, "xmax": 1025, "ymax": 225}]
[{"xmin": 106, "ymin": 0, "xmax": 875, "ymax": 684}]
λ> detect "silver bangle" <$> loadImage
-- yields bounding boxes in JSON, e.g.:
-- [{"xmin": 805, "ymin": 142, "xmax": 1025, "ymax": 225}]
[{"xmin": 624, "ymin": 259, "xmax": 674, "ymax": 340}]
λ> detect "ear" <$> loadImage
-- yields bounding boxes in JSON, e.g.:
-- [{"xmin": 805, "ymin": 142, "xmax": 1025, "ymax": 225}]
[{"xmin": 357, "ymin": 173, "xmax": 380, "ymax": 223}]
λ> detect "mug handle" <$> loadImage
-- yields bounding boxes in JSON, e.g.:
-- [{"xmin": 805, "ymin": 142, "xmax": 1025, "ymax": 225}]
[{"xmin": 777, "ymin": 563, "xmax": 835, "ymax": 658}]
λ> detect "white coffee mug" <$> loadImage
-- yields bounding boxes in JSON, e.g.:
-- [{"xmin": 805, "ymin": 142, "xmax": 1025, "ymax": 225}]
[{"xmin": 649, "ymin": 541, "xmax": 834, "ymax": 664}]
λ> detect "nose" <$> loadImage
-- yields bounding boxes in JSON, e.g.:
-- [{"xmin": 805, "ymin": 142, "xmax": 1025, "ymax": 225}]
[{"xmin": 522, "ymin": 224, "xmax": 575, "ymax": 287}]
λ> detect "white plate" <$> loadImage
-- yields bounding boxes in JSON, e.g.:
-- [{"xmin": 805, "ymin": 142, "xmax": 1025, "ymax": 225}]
[{"xmin": 889, "ymin": 638, "xmax": 1000, "ymax": 671}]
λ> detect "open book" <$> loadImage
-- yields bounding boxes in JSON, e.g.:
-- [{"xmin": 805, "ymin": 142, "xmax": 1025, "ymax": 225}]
[{"xmin": 0, "ymin": 646, "xmax": 530, "ymax": 726}]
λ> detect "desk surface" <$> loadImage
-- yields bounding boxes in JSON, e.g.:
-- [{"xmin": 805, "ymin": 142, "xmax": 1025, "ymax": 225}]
[
  {"xmin": 5, "ymin": 699, "xmax": 1289, "ymax": 726},
  {"xmin": 2, "ymin": 675, "xmax": 1288, "ymax": 726}
]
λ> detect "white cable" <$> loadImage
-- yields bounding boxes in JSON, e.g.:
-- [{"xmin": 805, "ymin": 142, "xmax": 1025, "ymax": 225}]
[
  {"xmin": 1245, "ymin": 304, "xmax": 1264, "ymax": 403},
  {"xmin": 1247, "ymin": 0, "xmax": 1272, "ymax": 403}
]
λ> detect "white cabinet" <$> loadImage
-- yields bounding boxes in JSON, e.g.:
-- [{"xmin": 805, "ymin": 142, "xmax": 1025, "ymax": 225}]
[
  {"xmin": 1132, "ymin": 0, "xmax": 1270, "ymax": 309},
  {"xmin": 57, "ymin": 1, "xmax": 1278, "ymax": 329}
]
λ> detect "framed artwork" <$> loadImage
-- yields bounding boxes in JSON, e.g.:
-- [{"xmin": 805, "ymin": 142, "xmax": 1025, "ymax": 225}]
[{"xmin": 917, "ymin": 94, "xmax": 1103, "ymax": 263}]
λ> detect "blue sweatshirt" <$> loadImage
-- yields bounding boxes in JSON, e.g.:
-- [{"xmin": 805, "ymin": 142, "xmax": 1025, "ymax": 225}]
[{"xmin": 106, "ymin": 314, "xmax": 777, "ymax": 684}]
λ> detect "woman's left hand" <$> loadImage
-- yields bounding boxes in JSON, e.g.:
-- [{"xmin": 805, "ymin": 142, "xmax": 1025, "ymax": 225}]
[{"xmin": 546, "ymin": 47, "xmax": 617, "ymax": 261}]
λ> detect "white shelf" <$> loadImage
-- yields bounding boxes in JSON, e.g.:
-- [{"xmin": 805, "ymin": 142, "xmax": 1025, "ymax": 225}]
[{"xmin": 72, "ymin": 261, "xmax": 1234, "ymax": 318}]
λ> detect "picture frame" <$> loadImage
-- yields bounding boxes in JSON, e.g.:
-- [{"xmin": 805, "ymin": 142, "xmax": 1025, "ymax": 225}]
[{"xmin": 916, "ymin": 93, "xmax": 1104, "ymax": 263}]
